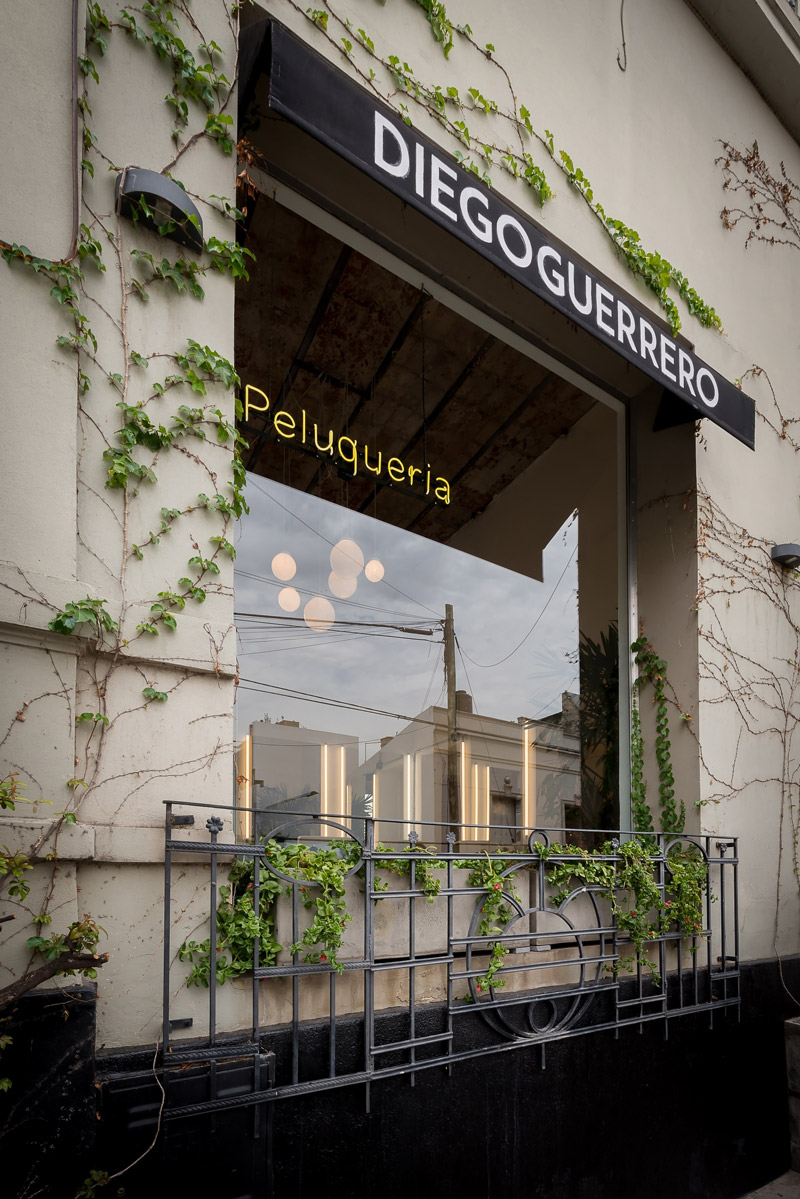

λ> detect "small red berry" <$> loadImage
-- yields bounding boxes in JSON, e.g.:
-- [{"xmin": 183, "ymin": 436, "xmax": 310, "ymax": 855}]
[{"xmin": 320, "ymin": 953, "xmax": 327, "ymax": 961}]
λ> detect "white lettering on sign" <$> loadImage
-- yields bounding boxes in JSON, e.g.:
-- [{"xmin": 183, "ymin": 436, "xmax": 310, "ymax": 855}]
[
  {"xmin": 496, "ymin": 214, "xmax": 532, "ymax": 269},
  {"xmin": 430, "ymin": 156, "xmax": 458, "ymax": 222},
  {"xmin": 374, "ymin": 113, "xmax": 410, "ymax": 179},
  {"xmin": 537, "ymin": 246, "xmax": 565, "ymax": 297},
  {"xmin": 696, "ymin": 367, "xmax": 719, "ymax": 408},
  {"xmin": 460, "ymin": 187, "xmax": 492, "ymax": 243},
  {"xmin": 372, "ymin": 112, "xmax": 725, "ymax": 415}
]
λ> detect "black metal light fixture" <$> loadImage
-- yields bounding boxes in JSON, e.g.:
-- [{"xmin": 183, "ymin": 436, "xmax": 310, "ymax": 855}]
[
  {"xmin": 771, "ymin": 543, "xmax": 800, "ymax": 569},
  {"xmin": 115, "ymin": 166, "xmax": 203, "ymax": 253}
]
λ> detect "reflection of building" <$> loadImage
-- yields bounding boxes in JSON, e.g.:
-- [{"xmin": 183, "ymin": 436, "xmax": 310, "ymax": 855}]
[
  {"xmin": 238, "ymin": 718, "xmax": 360, "ymax": 839},
  {"xmin": 238, "ymin": 693, "xmax": 581, "ymax": 844}
]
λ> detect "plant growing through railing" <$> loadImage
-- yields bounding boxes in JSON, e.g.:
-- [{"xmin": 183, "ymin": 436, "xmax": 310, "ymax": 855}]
[
  {"xmin": 462, "ymin": 854, "xmax": 520, "ymax": 992},
  {"xmin": 180, "ymin": 838, "xmax": 362, "ymax": 982},
  {"xmin": 372, "ymin": 842, "xmax": 444, "ymax": 902},
  {"xmin": 537, "ymin": 837, "xmax": 706, "ymax": 986},
  {"xmin": 179, "ymin": 854, "xmax": 284, "ymax": 985},
  {"xmin": 534, "ymin": 635, "xmax": 707, "ymax": 982},
  {"xmin": 180, "ymin": 636, "xmax": 705, "ymax": 993}
]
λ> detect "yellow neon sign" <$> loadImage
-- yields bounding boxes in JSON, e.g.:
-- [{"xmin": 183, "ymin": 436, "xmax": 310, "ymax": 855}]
[{"xmin": 244, "ymin": 384, "xmax": 452, "ymax": 505}]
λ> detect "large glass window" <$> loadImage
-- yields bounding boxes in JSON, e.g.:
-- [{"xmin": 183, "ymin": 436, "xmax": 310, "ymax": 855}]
[{"xmin": 235, "ymin": 195, "xmax": 624, "ymax": 847}]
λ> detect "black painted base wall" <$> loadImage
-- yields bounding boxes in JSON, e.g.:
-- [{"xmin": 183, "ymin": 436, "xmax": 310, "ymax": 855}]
[
  {"xmin": 4, "ymin": 960, "xmax": 799, "ymax": 1198},
  {"xmin": 0, "ymin": 985, "xmax": 97, "ymax": 1198}
]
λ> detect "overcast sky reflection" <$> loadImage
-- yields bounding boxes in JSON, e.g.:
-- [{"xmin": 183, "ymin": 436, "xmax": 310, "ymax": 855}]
[{"xmin": 235, "ymin": 472, "xmax": 579, "ymax": 759}]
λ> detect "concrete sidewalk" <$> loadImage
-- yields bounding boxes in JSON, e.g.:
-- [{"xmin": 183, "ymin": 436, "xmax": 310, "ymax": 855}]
[{"xmin": 746, "ymin": 1172, "xmax": 800, "ymax": 1197}]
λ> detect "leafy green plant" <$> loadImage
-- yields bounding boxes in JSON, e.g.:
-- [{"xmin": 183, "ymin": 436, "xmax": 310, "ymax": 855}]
[
  {"xmin": 631, "ymin": 636, "xmax": 686, "ymax": 835},
  {"xmin": 0, "ymin": 773, "xmax": 26, "ymax": 811},
  {"xmin": 462, "ymin": 853, "xmax": 519, "ymax": 992},
  {"xmin": 538, "ymin": 837, "xmax": 706, "ymax": 986},
  {"xmin": 372, "ymin": 842, "xmax": 444, "ymax": 901},
  {"xmin": 48, "ymin": 597, "xmax": 118, "ymax": 639},
  {"xmin": 180, "ymin": 853, "xmax": 284, "ymax": 985},
  {"xmin": 180, "ymin": 838, "xmax": 362, "ymax": 983},
  {"xmin": 0, "ymin": 845, "xmax": 33, "ymax": 900},
  {"xmin": 26, "ymin": 915, "xmax": 105, "ymax": 978}
]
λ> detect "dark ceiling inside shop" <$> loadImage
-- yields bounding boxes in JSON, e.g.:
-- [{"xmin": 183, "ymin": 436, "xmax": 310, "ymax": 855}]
[{"xmin": 236, "ymin": 195, "xmax": 594, "ymax": 545}]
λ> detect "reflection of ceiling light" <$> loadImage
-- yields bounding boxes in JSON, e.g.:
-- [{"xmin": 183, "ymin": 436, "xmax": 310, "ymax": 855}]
[
  {"xmin": 365, "ymin": 558, "xmax": 385, "ymax": 583},
  {"xmin": 330, "ymin": 539, "xmax": 364, "ymax": 579},
  {"xmin": 304, "ymin": 596, "xmax": 335, "ymax": 631},
  {"xmin": 271, "ymin": 552, "xmax": 297, "ymax": 581},
  {"xmin": 278, "ymin": 586, "xmax": 301, "ymax": 612},
  {"xmin": 329, "ymin": 571, "xmax": 357, "ymax": 599}
]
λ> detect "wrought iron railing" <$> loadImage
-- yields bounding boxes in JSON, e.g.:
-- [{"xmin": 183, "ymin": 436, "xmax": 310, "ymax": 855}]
[{"xmin": 161, "ymin": 801, "xmax": 739, "ymax": 1123}]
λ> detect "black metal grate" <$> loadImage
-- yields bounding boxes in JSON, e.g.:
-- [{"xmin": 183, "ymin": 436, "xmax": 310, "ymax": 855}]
[{"xmin": 161, "ymin": 802, "xmax": 739, "ymax": 1118}]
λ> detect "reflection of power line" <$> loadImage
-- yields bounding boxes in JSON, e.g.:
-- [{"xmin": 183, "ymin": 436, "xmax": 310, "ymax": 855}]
[
  {"xmin": 454, "ymin": 642, "xmax": 503, "ymax": 784},
  {"xmin": 236, "ymin": 568, "xmax": 429, "ymax": 623},
  {"xmin": 456, "ymin": 544, "xmax": 578, "ymax": 669},
  {"xmin": 238, "ymin": 633, "xmax": 369, "ymax": 658},
  {"xmin": 237, "ymin": 632, "xmax": 435, "ymax": 657},
  {"xmin": 246, "ymin": 474, "xmax": 440, "ymax": 617},
  {"xmin": 235, "ymin": 611, "xmax": 437, "ymax": 636},
  {"xmin": 237, "ymin": 625, "xmax": 434, "ymax": 641},
  {"xmin": 238, "ymin": 676, "xmax": 452, "ymax": 728}
]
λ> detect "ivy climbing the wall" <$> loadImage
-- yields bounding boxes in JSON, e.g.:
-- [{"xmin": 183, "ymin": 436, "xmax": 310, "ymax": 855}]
[
  {"xmin": 286, "ymin": 0, "xmax": 722, "ymax": 335},
  {"xmin": 0, "ymin": 0, "xmax": 248, "ymax": 1061}
]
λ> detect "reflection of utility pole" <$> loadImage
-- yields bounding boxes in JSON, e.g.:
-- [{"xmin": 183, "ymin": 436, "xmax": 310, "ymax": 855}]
[{"xmin": 444, "ymin": 603, "xmax": 459, "ymax": 834}]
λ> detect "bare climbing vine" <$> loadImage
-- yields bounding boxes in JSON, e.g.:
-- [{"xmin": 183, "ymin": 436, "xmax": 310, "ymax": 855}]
[
  {"xmin": 718, "ymin": 138, "xmax": 800, "ymax": 253},
  {"xmin": 0, "ymin": 3, "xmax": 249, "ymax": 1172}
]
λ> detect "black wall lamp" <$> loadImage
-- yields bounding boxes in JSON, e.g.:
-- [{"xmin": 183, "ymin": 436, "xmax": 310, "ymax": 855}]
[
  {"xmin": 115, "ymin": 166, "xmax": 203, "ymax": 253},
  {"xmin": 771, "ymin": 544, "xmax": 800, "ymax": 569}
]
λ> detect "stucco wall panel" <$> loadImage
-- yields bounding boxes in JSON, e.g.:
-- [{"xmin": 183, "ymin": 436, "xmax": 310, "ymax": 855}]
[{"xmin": 0, "ymin": 0, "xmax": 76, "ymax": 257}]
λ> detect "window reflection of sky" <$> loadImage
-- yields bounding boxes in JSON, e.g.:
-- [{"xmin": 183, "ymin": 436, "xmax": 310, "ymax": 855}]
[{"xmin": 235, "ymin": 472, "xmax": 578, "ymax": 760}]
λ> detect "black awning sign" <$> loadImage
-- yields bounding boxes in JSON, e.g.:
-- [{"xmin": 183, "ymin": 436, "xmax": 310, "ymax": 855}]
[{"xmin": 268, "ymin": 23, "xmax": 755, "ymax": 449}]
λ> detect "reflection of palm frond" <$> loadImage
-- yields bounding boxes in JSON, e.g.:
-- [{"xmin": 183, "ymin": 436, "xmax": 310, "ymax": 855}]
[
  {"xmin": 538, "ymin": 760, "xmax": 579, "ymax": 809},
  {"xmin": 579, "ymin": 624, "xmax": 619, "ymax": 827}
]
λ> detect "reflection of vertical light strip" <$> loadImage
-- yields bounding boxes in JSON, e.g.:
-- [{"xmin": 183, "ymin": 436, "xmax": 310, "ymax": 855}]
[
  {"xmin": 522, "ymin": 727, "xmax": 529, "ymax": 831},
  {"xmin": 522, "ymin": 726, "xmax": 535, "ymax": 830},
  {"xmin": 482, "ymin": 764, "xmax": 491, "ymax": 841},
  {"xmin": 339, "ymin": 745, "xmax": 346, "ymax": 818},
  {"xmin": 240, "ymin": 734, "xmax": 252, "ymax": 842},
  {"xmin": 471, "ymin": 762, "xmax": 479, "ymax": 842},
  {"xmin": 321, "ymin": 744, "xmax": 329, "ymax": 816},
  {"xmin": 460, "ymin": 740, "xmax": 468, "ymax": 840},
  {"xmin": 404, "ymin": 753, "xmax": 412, "ymax": 837}
]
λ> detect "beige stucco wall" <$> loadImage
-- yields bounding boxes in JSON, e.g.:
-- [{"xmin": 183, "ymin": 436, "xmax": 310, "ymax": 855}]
[
  {"xmin": 2, "ymin": 0, "xmax": 800, "ymax": 1049},
  {"xmin": 0, "ymin": 0, "xmax": 239, "ymax": 1046}
]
